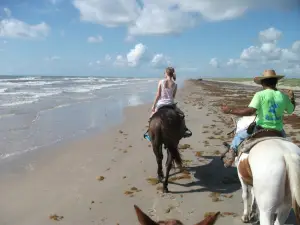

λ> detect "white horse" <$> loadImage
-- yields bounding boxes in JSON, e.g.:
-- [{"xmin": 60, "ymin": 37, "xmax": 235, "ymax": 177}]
[{"xmin": 231, "ymin": 116, "xmax": 300, "ymax": 225}]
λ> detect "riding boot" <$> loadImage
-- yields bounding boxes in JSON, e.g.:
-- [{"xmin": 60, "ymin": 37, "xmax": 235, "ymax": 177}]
[
  {"xmin": 223, "ymin": 148, "xmax": 236, "ymax": 168},
  {"xmin": 220, "ymin": 142, "xmax": 230, "ymax": 161},
  {"xmin": 181, "ymin": 120, "xmax": 192, "ymax": 138}
]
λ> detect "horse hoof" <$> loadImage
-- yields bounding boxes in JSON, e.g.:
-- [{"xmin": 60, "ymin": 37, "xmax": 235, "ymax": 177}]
[
  {"xmin": 241, "ymin": 215, "xmax": 250, "ymax": 223},
  {"xmin": 157, "ymin": 175, "xmax": 164, "ymax": 182},
  {"xmin": 249, "ymin": 213, "xmax": 259, "ymax": 224},
  {"xmin": 163, "ymin": 188, "xmax": 169, "ymax": 193}
]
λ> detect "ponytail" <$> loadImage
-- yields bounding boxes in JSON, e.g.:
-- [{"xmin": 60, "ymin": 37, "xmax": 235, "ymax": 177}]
[{"xmin": 166, "ymin": 67, "xmax": 176, "ymax": 81}]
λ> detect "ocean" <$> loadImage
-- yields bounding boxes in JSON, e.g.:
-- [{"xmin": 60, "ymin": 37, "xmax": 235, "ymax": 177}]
[{"xmin": 0, "ymin": 76, "xmax": 176, "ymax": 162}]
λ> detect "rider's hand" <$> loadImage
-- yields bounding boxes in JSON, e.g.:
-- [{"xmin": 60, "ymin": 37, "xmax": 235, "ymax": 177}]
[
  {"xmin": 151, "ymin": 106, "xmax": 155, "ymax": 112},
  {"xmin": 221, "ymin": 104, "xmax": 231, "ymax": 114}
]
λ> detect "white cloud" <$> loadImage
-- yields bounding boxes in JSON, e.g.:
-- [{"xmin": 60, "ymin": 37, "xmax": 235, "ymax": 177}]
[
  {"xmin": 73, "ymin": 0, "xmax": 140, "ymax": 27},
  {"xmin": 209, "ymin": 58, "xmax": 220, "ymax": 68},
  {"xmin": 259, "ymin": 27, "xmax": 282, "ymax": 43},
  {"xmin": 87, "ymin": 35, "xmax": 103, "ymax": 43},
  {"xmin": 128, "ymin": 4, "xmax": 196, "ymax": 36},
  {"xmin": 124, "ymin": 35, "xmax": 134, "ymax": 42},
  {"xmin": 0, "ymin": 9, "xmax": 50, "ymax": 39},
  {"xmin": 151, "ymin": 54, "xmax": 171, "ymax": 68},
  {"xmin": 45, "ymin": 56, "xmax": 61, "ymax": 61},
  {"xmin": 89, "ymin": 54, "xmax": 112, "ymax": 67},
  {"xmin": 126, "ymin": 43, "xmax": 147, "ymax": 67},
  {"xmin": 73, "ymin": 0, "xmax": 298, "ymax": 36},
  {"xmin": 114, "ymin": 55, "xmax": 127, "ymax": 66},
  {"xmin": 49, "ymin": 0, "xmax": 64, "ymax": 4},
  {"xmin": 212, "ymin": 27, "xmax": 300, "ymax": 75},
  {"xmin": 292, "ymin": 41, "xmax": 300, "ymax": 52},
  {"xmin": 284, "ymin": 64, "xmax": 300, "ymax": 74},
  {"xmin": 104, "ymin": 54, "xmax": 111, "ymax": 61},
  {"xmin": 3, "ymin": 8, "xmax": 11, "ymax": 17}
]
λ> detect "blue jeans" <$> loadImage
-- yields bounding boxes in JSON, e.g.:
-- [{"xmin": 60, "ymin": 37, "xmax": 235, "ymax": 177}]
[{"xmin": 230, "ymin": 127, "xmax": 287, "ymax": 152}]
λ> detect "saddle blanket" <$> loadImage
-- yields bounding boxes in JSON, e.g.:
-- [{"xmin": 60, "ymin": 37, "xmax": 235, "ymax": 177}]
[{"xmin": 237, "ymin": 136, "xmax": 289, "ymax": 159}]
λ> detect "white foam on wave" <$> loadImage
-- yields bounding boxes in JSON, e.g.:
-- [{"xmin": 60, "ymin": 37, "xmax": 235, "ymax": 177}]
[
  {"xmin": 33, "ymin": 90, "xmax": 62, "ymax": 98},
  {"xmin": 0, "ymin": 88, "xmax": 7, "ymax": 93},
  {"xmin": 63, "ymin": 83, "xmax": 121, "ymax": 93},
  {"xmin": 73, "ymin": 78, "xmax": 106, "ymax": 83},
  {"xmin": 0, "ymin": 80, "xmax": 62, "ymax": 87},
  {"xmin": 1, "ymin": 99, "xmax": 37, "ymax": 107}
]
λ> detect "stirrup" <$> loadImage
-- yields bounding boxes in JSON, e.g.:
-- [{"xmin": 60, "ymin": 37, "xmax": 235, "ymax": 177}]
[{"xmin": 143, "ymin": 131, "xmax": 151, "ymax": 141}]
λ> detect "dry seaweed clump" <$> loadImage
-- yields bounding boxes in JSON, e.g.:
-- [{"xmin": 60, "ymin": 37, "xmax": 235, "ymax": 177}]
[
  {"xmin": 221, "ymin": 212, "xmax": 238, "ymax": 217},
  {"xmin": 146, "ymin": 177, "xmax": 160, "ymax": 185},
  {"xmin": 195, "ymin": 151, "xmax": 204, "ymax": 157},
  {"xmin": 169, "ymin": 173, "xmax": 191, "ymax": 181},
  {"xmin": 178, "ymin": 144, "xmax": 191, "ymax": 150},
  {"xmin": 96, "ymin": 176, "xmax": 105, "ymax": 181},
  {"xmin": 209, "ymin": 192, "xmax": 222, "ymax": 202},
  {"xmin": 124, "ymin": 186, "xmax": 142, "ymax": 197},
  {"xmin": 49, "ymin": 214, "xmax": 64, "ymax": 221}
]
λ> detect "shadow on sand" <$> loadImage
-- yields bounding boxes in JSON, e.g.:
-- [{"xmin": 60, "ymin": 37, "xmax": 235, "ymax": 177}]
[{"xmin": 168, "ymin": 155, "xmax": 240, "ymax": 194}]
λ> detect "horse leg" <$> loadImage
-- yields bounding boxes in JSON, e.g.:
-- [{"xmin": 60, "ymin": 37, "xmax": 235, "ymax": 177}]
[
  {"xmin": 237, "ymin": 170, "xmax": 251, "ymax": 223},
  {"xmin": 259, "ymin": 211, "xmax": 275, "ymax": 225},
  {"xmin": 163, "ymin": 149, "xmax": 173, "ymax": 193},
  {"xmin": 274, "ymin": 192, "xmax": 292, "ymax": 225},
  {"xmin": 152, "ymin": 141, "xmax": 164, "ymax": 182},
  {"xmin": 274, "ymin": 204, "xmax": 291, "ymax": 225},
  {"xmin": 249, "ymin": 188, "xmax": 259, "ymax": 223}
]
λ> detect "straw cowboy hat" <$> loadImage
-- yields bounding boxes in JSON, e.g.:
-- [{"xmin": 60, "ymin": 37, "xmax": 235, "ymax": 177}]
[{"xmin": 254, "ymin": 69, "xmax": 284, "ymax": 84}]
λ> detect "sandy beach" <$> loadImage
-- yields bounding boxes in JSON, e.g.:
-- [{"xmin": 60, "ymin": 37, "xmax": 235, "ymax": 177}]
[{"xmin": 1, "ymin": 79, "xmax": 299, "ymax": 225}]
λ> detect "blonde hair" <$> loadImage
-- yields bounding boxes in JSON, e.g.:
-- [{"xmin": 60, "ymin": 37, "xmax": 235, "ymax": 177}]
[{"xmin": 165, "ymin": 67, "xmax": 176, "ymax": 81}]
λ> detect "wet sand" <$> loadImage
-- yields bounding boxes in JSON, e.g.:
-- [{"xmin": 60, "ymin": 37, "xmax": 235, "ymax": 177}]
[{"xmin": 0, "ymin": 79, "xmax": 299, "ymax": 225}]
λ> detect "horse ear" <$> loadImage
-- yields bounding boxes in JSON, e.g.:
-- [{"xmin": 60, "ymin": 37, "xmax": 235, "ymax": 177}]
[
  {"xmin": 134, "ymin": 205, "xmax": 158, "ymax": 225},
  {"xmin": 193, "ymin": 212, "xmax": 220, "ymax": 225}
]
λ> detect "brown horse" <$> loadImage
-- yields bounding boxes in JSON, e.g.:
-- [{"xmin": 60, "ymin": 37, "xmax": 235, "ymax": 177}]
[
  {"xmin": 148, "ymin": 105, "xmax": 184, "ymax": 193},
  {"xmin": 134, "ymin": 205, "xmax": 220, "ymax": 225}
]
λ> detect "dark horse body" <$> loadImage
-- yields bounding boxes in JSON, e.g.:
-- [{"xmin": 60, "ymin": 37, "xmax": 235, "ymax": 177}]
[{"xmin": 148, "ymin": 105, "xmax": 183, "ymax": 193}]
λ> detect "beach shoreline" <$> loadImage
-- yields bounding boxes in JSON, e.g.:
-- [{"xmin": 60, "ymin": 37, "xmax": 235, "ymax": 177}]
[{"xmin": 1, "ymin": 79, "xmax": 299, "ymax": 225}]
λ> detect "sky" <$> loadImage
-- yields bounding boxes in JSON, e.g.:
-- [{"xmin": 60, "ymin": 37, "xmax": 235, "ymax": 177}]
[{"xmin": 0, "ymin": 0, "xmax": 300, "ymax": 78}]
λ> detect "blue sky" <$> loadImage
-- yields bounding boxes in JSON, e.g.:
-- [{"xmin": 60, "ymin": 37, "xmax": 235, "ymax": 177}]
[{"xmin": 0, "ymin": 0, "xmax": 300, "ymax": 78}]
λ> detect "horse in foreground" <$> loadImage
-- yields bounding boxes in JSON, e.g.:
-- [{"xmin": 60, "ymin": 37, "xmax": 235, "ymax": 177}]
[
  {"xmin": 148, "ymin": 106, "xmax": 184, "ymax": 193},
  {"xmin": 134, "ymin": 205, "xmax": 220, "ymax": 225},
  {"xmin": 226, "ymin": 116, "xmax": 300, "ymax": 225}
]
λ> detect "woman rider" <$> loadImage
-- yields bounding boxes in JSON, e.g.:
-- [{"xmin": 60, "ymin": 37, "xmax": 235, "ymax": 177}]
[
  {"xmin": 144, "ymin": 67, "xmax": 192, "ymax": 140},
  {"xmin": 221, "ymin": 69, "xmax": 296, "ymax": 167}
]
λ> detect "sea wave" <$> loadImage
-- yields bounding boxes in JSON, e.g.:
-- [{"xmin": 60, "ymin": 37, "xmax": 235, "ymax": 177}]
[{"xmin": 1, "ymin": 99, "xmax": 38, "ymax": 107}]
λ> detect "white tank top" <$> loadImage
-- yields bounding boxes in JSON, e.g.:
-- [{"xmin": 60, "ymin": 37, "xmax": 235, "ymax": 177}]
[{"xmin": 156, "ymin": 79, "xmax": 176, "ymax": 109}]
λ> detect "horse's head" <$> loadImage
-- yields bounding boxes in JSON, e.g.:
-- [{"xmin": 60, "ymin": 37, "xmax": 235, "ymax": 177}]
[{"xmin": 134, "ymin": 205, "xmax": 220, "ymax": 225}]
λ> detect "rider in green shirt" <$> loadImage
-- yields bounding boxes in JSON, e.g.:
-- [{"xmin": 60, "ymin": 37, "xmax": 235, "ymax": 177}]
[{"xmin": 220, "ymin": 69, "xmax": 296, "ymax": 167}]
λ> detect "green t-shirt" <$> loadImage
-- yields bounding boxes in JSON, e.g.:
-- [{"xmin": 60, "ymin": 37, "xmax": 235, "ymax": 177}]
[{"xmin": 248, "ymin": 89, "xmax": 295, "ymax": 131}]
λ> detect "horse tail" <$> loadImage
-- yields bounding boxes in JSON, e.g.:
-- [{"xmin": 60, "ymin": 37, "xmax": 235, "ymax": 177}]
[
  {"xmin": 169, "ymin": 146, "xmax": 182, "ymax": 168},
  {"xmin": 283, "ymin": 153, "xmax": 300, "ymax": 224}
]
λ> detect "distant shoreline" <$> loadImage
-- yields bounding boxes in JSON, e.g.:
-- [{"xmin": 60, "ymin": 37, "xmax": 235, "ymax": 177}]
[{"xmin": 206, "ymin": 78, "xmax": 300, "ymax": 90}]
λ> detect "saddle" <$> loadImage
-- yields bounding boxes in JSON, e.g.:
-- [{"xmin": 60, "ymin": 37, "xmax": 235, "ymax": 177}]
[
  {"xmin": 150, "ymin": 104, "xmax": 181, "ymax": 121},
  {"xmin": 236, "ymin": 127, "xmax": 285, "ymax": 158},
  {"xmin": 247, "ymin": 128, "xmax": 284, "ymax": 140}
]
